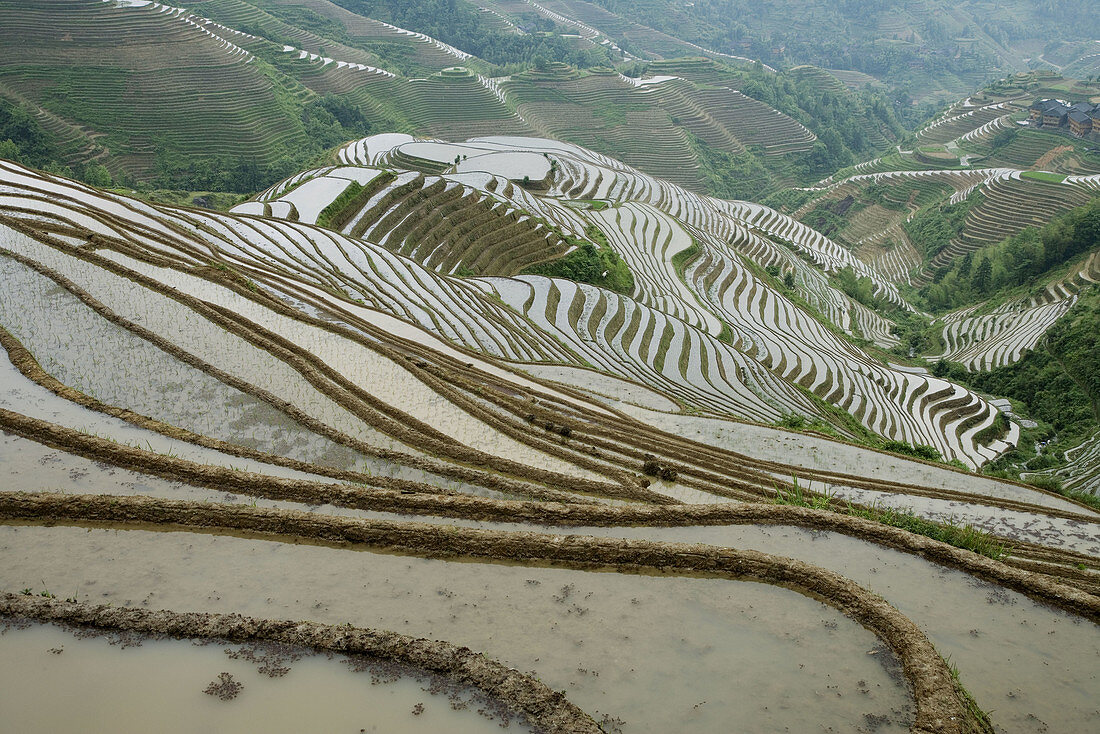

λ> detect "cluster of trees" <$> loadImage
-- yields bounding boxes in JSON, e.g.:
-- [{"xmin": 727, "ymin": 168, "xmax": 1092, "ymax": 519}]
[
  {"xmin": 916, "ymin": 196, "xmax": 1100, "ymax": 312},
  {"xmin": 681, "ymin": 61, "xmax": 912, "ymax": 197},
  {"xmin": 801, "ymin": 195, "xmax": 863, "ymax": 239},
  {"xmin": 332, "ymin": 0, "xmax": 613, "ymax": 69},
  {"xmin": 902, "ymin": 195, "xmax": 976, "ymax": 258},
  {"xmin": 739, "ymin": 67, "xmax": 906, "ymax": 175},
  {"xmin": 0, "ymin": 99, "xmax": 113, "ymax": 188},
  {"xmin": 151, "ymin": 153, "xmax": 296, "ymax": 194},
  {"xmin": 689, "ymin": 133, "xmax": 773, "ymax": 200},
  {"xmin": 0, "ymin": 100, "xmax": 52, "ymax": 168},
  {"xmin": 833, "ymin": 265, "xmax": 882, "ymax": 309}
]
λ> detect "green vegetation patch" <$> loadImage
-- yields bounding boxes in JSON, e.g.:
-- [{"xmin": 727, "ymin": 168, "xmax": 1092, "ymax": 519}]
[
  {"xmin": 0, "ymin": 98, "xmax": 113, "ymax": 188},
  {"xmin": 935, "ymin": 286, "xmax": 1100, "ymax": 487},
  {"xmin": 773, "ymin": 478, "xmax": 1011, "ymax": 559},
  {"xmin": 902, "ymin": 192, "xmax": 980, "ymax": 261},
  {"xmin": 916, "ymin": 194, "xmax": 1100, "ymax": 312},
  {"xmin": 315, "ymin": 180, "xmax": 362, "ymax": 229},
  {"xmin": 522, "ymin": 224, "xmax": 634, "ymax": 295},
  {"xmin": 1020, "ymin": 170, "xmax": 1066, "ymax": 184}
]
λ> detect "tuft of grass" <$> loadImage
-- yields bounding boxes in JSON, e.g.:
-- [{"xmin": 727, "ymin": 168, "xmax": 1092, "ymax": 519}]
[
  {"xmin": 1060, "ymin": 488, "xmax": 1100, "ymax": 511},
  {"xmin": 1025, "ymin": 475, "xmax": 1100, "ymax": 510},
  {"xmin": 773, "ymin": 475, "xmax": 833, "ymax": 510},
  {"xmin": 851, "ymin": 506, "xmax": 1012, "ymax": 560},
  {"xmin": 947, "ymin": 659, "xmax": 997, "ymax": 732},
  {"xmin": 773, "ymin": 477, "xmax": 1012, "ymax": 560}
]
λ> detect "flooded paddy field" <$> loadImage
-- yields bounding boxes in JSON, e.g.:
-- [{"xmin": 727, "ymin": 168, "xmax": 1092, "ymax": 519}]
[
  {"xmin": 0, "ymin": 620, "xmax": 528, "ymax": 734},
  {"xmin": 0, "ymin": 524, "xmax": 915, "ymax": 734},
  {"xmin": 2, "ymin": 425, "xmax": 1095, "ymax": 731}
]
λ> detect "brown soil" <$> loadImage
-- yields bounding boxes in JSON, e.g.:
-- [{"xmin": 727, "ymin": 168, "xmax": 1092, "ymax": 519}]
[
  {"xmin": 1034, "ymin": 145, "xmax": 1072, "ymax": 169},
  {"xmin": 0, "ymin": 593, "xmax": 598, "ymax": 734}
]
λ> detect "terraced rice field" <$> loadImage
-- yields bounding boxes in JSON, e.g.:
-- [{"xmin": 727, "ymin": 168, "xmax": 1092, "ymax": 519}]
[
  {"xmin": 803, "ymin": 160, "xmax": 1099, "ymax": 290},
  {"xmin": 0, "ymin": 0, "xmax": 310, "ymax": 178},
  {"xmin": 1027, "ymin": 430, "xmax": 1100, "ymax": 494},
  {"xmin": 916, "ymin": 102, "xmax": 1014, "ymax": 146},
  {"xmin": 793, "ymin": 172, "xmax": 971, "ymax": 284},
  {"xmin": 937, "ymin": 173, "xmax": 1095, "ymax": 273},
  {"xmin": 0, "ymin": 0, "xmax": 833, "ymax": 200},
  {"xmin": 930, "ymin": 250, "xmax": 1100, "ymax": 374},
  {"xmin": 267, "ymin": 0, "xmax": 474, "ymax": 71},
  {"xmin": 2, "ymin": 138, "xmax": 1098, "ymax": 733},
  {"xmin": 329, "ymin": 134, "xmax": 1023, "ymax": 466},
  {"xmin": 934, "ymin": 300, "xmax": 1075, "ymax": 371},
  {"xmin": 980, "ymin": 130, "xmax": 1100, "ymax": 175}
]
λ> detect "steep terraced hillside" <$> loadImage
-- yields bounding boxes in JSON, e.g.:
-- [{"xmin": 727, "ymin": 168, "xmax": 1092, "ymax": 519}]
[
  {"xmin": 292, "ymin": 134, "xmax": 1019, "ymax": 468},
  {"xmin": 0, "ymin": 0, "xmax": 309, "ymax": 179},
  {"xmin": 0, "ymin": 1, "xmax": 900, "ymax": 201}
]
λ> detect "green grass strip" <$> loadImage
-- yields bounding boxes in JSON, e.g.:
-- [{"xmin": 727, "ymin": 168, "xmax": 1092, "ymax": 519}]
[{"xmin": 773, "ymin": 477, "xmax": 1012, "ymax": 560}]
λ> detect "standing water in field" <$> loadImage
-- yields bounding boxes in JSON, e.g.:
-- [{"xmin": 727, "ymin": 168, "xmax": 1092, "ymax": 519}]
[
  {"xmin": 0, "ymin": 620, "xmax": 532, "ymax": 734},
  {"xmin": 0, "ymin": 525, "xmax": 915, "ymax": 734}
]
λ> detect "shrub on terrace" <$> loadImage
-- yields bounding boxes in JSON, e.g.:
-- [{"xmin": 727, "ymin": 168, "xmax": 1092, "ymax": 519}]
[
  {"xmin": 881, "ymin": 440, "xmax": 943, "ymax": 462},
  {"xmin": 523, "ymin": 226, "xmax": 635, "ymax": 295}
]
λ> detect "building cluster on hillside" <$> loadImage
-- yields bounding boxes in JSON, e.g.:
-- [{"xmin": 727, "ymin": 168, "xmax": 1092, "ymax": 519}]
[{"xmin": 1029, "ymin": 99, "xmax": 1100, "ymax": 136}]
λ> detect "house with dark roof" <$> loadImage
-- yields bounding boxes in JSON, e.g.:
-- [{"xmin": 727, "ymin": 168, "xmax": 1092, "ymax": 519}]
[
  {"xmin": 1068, "ymin": 110, "xmax": 1092, "ymax": 136},
  {"xmin": 1041, "ymin": 101, "xmax": 1070, "ymax": 127},
  {"xmin": 1029, "ymin": 99, "xmax": 1072, "ymax": 127}
]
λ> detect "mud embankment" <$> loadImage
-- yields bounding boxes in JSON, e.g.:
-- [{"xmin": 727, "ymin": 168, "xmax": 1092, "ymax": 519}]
[
  {"xmin": 2, "ymin": 396, "xmax": 1096, "ymax": 605},
  {"xmin": 0, "ymin": 593, "xmax": 598, "ymax": 734}
]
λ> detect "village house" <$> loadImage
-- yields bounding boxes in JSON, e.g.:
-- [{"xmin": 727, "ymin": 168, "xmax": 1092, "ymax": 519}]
[
  {"xmin": 1029, "ymin": 99, "xmax": 1071, "ymax": 126},
  {"xmin": 1068, "ymin": 109, "xmax": 1092, "ymax": 136},
  {"xmin": 1029, "ymin": 98, "xmax": 1100, "ymax": 134},
  {"xmin": 1042, "ymin": 101, "xmax": 1070, "ymax": 127}
]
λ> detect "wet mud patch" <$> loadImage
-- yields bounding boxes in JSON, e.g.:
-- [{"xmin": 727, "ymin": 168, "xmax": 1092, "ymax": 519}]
[{"xmin": 0, "ymin": 607, "xmax": 573, "ymax": 733}]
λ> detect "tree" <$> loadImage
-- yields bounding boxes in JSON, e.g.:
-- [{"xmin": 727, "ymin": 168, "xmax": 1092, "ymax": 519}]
[
  {"xmin": 83, "ymin": 162, "xmax": 112, "ymax": 188},
  {"xmin": 0, "ymin": 139, "xmax": 18, "ymax": 162},
  {"xmin": 957, "ymin": 251, "xmax": 973, "ymax": 278},
  {"xmin": 972, "ymin": 257, "xmax": 993, "ymax": 293}
]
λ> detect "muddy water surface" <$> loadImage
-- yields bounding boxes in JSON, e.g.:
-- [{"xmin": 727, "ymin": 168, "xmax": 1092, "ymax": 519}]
[
  {"xmin": 596, "ymin": 524, "xmax": 1100, "ymax": 734},
  {"xmin": 618, "ymin": 404, "xmax": 1095, "ymax": 515},
  {"xmin": 4, "ymin": 427, "xmax": 1091, "ymax": 732},
  {"xmin": 831, "ymin": 486, "xmax": 1100, "ymax": 556},
  {"xmin": 0, "ymin": 357, "xmax": 327, "ymax": 483},
  {"xmin": 0, "ymin": 430, "xmax": 516, "ymax": 506},
  {"xmin": 0, "ymin": 621, "xmax": 527, "ymax": 734},
  {"xmin": 0, "ymin": 525, "xmax": 913, "ymax": 734}
]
